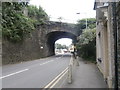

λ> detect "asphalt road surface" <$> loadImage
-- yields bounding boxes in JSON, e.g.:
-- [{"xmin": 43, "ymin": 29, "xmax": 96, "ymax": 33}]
[{"xmin": 2, "ymin": 53, "xmax": 71, "ymax": 88}]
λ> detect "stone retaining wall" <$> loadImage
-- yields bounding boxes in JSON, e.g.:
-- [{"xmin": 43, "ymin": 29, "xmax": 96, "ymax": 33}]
[
  {"xmin": 2, "ymin": 27, "xmax": 46, "ymax": 65},
  {"xmin": 2, "ymin": 21, "xmax": 77, "ymax": 65},
  {"xmin": 116, "ymin": 2, "xmax": 120, "ymax": 88}
]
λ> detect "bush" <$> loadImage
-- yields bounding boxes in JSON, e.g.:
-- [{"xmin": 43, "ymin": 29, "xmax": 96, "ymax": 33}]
[
  {"xmin": 27, "ymin": 5, "xmax": 49, "ymax": 26},
  {"xmin": 76, "ymin": 28, "xmax": 96, "ymax": 61},
  {"xmin": 2, "ymin": 2, "xmax": 49, "ymax": 42},
  {"xmin": 2, "ymin": 2, "xmax": 35, "ymax": 42}
]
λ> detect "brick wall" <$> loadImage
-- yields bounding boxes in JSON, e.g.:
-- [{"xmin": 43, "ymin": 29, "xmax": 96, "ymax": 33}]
[{"xmin": 116, "ymin": 2, "xmax": 120, "ymax": 88}]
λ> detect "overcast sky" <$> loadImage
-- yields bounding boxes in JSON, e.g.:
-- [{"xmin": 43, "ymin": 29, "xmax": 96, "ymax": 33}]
[
  {"xmin": 29, "ymin": 0, "xmax": 96, "ymax": 46},
  {"xmin": 55, "ymin": 38, "xmax": 72, "ymax": 46},
  {"xmin": 30, "ymin": 0, "xmax": 96, "ymax": 23}
]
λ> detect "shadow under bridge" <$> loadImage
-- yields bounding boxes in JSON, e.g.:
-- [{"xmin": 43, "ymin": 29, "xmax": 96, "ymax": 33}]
[{"xmin": 46, "ymin": 31, "xmax": 77, "ymax": 56}]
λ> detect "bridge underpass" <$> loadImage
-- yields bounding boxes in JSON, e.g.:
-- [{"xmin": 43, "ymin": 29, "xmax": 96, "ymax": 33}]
[
  {"xmin": 2, "ymin": 18, "xmax": 108, "ymax": 89},
  {"xmin": 46, "ymin": 31, "xmax": 77, "ymax": 56},
  {"xmin": 2, "ymin": 21, "xmax": 79, "ymax": 64}
]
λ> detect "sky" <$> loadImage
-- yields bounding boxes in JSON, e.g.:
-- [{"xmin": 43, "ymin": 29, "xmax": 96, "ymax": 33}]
[
  {"xmin": 55, "ymin": 38, "xmax": 72, "ymax": 46},
  {"xmin": 30, "ymin": 0, "xmax": 96, "ymax": 23},
  {"xmin": 29, "ymin": 0, "xmax": 96, "ymax": 46}
]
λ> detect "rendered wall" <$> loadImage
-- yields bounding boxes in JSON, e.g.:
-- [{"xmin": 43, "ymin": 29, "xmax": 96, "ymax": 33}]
[{"xmin": 117, "ymin": 2, "xmax": 120, "ymax": 88}]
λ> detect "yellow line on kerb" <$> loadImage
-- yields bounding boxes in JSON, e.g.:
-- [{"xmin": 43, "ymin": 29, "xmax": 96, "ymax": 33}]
[
  {"xmin": 44, "ymin": 67, "xmax": 68, "ymax": 88},
  {"xmin": 50, "ymin": 69, "xmax": 68, "ymax": 88},
  {"xmin": 43, "ymin": 54, "xmax": 72, "ymax": 88}
]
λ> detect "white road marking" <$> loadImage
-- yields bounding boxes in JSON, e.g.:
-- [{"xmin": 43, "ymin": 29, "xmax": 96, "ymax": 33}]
[
  {"xmin": 1, "ymin": 56, "xmax": 62, "ymax": 79},
  {"xmin": 0, "ymin": 69, "xmax": 29, "ymax": 79},
  {"xmin": 40, "ymin": 60, "xmax": 54, "ymax": 66},
  {"xmin": 55, "ymin": 55, "xmax": 63, "ymax": 60}
]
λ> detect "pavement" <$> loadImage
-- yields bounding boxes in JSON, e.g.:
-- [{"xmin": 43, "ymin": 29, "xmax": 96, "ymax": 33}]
[{"xmin": 62, "ymin": 57, "xmax": 108, "ymax": 88}]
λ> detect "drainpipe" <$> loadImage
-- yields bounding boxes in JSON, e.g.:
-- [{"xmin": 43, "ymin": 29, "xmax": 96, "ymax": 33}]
[{"xmin": 112, "ymin": 2, "xmax": 118, "ymax": 90}]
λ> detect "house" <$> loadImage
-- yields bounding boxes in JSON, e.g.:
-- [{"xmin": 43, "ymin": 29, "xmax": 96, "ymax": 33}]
[{"xmin": 94, "ymin": 0, "xmax": 120, "ymax": 88}]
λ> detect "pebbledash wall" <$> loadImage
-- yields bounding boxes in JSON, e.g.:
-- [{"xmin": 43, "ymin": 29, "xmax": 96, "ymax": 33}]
[
  {"xmin": 95, "ymin": 1, "xmax": 120, "ymax": 88},
  {"xmin": 117, "ymin": 2, "xmax": 120, "ymax": 88},
  {"xmin": 94, "ymin": 1, "xmax": 120, "ymax": 88}
]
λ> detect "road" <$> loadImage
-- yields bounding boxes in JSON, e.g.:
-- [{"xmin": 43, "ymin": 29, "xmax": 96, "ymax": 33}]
[{"xmin": 2, "ymin": 53, "xmax": 71, "ymax": 88}]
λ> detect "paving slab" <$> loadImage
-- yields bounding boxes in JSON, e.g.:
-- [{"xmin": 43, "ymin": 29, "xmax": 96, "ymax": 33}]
[{"xmin": 62, "ymin": 58, "xmax": 108, "ymax": 88}]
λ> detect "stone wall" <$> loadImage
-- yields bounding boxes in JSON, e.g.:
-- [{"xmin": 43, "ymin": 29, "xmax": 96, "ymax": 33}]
[
  {"xmin": 46, "ymin": 21, "xmax": 77, "ymax": 35},
  {"xmin": 2, "ymin": 26, "xmax": 47, "ymax": 65},
  {"xmin": 117, "ymin": 2, "xmax": 120, "ymax": 88},
  {"xmin": 2, "ymin": 21, "xmax": 78, "ymax": 65}
]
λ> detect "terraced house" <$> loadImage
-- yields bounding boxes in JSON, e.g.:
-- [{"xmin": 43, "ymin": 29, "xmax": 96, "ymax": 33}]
[{"xmin": 94, "ymin": 0, "xmax": 120, "ymax": 88}]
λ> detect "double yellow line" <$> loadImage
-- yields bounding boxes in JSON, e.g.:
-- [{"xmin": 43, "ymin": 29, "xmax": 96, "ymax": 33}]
[
  {"xmin": 43, "ymin": 54, "xmax": 73, "ymax": 89},
  {"xmin": 43, "ymin": 67, "xmax": 68, "ymax": 88}
]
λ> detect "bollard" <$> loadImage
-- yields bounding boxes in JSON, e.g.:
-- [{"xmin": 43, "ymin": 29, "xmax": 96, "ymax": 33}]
[
  {"xmin": 68, "ymin": 64, "xmax": 72, "ymax": 84},
  {"xmin": 72, "ymin": 56, "xmax": 75, "ymax": 66},
  {"xmin": 76, "ymin": 56, "xmax": 79, "ymax": 66}
]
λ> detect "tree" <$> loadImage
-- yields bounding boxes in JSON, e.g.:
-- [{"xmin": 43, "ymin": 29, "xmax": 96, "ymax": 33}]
[
  {"xmin": 86, "ymin": 18, "xmax": 96, "ymax": 29},
  {"xmin": 55, "ymin": 43, "xmax": 63, "ymax": 49},
  {"xmin": 76, "ymin": 18, "xmax": 96, "ymax": 61},
  {"xmin": 2, "ymin": 2, "xmax": 35, "ymax": 42},
  {"xmin": 27, "ymin": 5, "xmax": 49, "ymax": 26},
  {"xmin": 2, "ymin": 2, "xmax": 49, "ymax": 42},
  {"xmin": 76, "ymin": 18, "xmax": 96, "ymax": 34},
  {"xmin": 76, "ymin": 28, "xmax": 96, "ymax": 61},
  {"xmin": 55, "ymin": 43, "xmax": 68, "ymax": 49}
]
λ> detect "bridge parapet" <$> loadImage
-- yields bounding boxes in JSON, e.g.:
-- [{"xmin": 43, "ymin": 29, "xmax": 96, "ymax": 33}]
[{"xmin": 44, "ymin": 21, "xmax": 78, "ymax": 36}]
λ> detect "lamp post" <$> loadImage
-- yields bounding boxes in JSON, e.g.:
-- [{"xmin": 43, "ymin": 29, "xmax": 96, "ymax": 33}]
[{"xmin": 76, "ymin": 12, "xmax": 88, "ymax": 29}]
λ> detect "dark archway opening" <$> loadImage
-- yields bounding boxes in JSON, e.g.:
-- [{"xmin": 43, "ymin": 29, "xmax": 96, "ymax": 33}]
[{"xmin": 46, "ymin": 31, "xmax": 77, "ymax": 56}]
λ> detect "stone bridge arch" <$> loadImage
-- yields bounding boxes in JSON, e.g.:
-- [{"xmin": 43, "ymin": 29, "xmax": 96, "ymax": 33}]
[
  {"xmin": 37, "ymin": 21, "xmax": 80, "ymax": 57},
  {"xmin": 46, "ymin": 31, "xmax": 77, "ymax": 56},
  {"xmin": 2, "ymin": 21, "xmax": 81, "ymax": 64},
  {"xmin": 45, "ymin": 21, "xmax": 79, "ymax": 36}
]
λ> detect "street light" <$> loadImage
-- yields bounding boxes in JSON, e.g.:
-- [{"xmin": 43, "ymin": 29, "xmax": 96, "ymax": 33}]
[{"xmin": 76, "ymin": 12, "xmax": 88, "ymax": 29}]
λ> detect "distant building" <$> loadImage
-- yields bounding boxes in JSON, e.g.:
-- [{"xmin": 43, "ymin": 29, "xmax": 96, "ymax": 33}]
[
  {"xmin": 69, "ymin": 44, "xmax": 74, "ymax": 53},
  {"xmin": 94, "ymin": 1, "xmax": 120, "ymax": 88}
]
